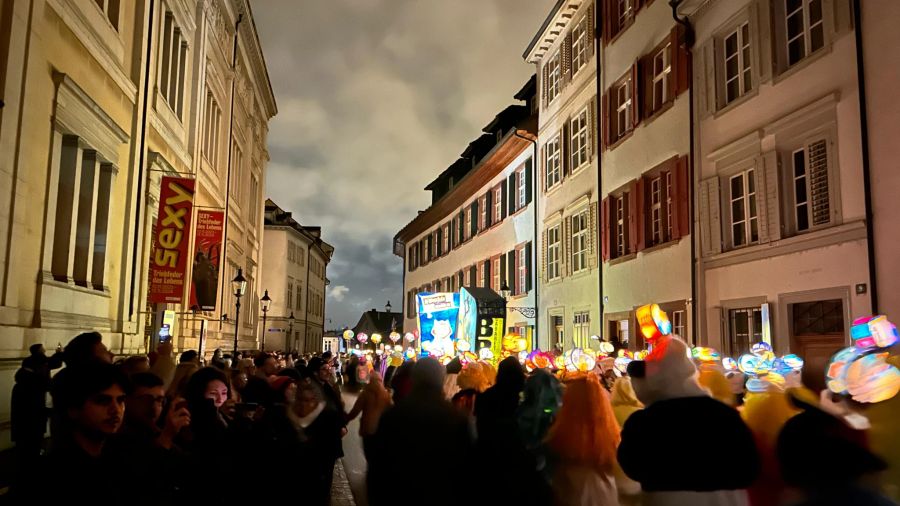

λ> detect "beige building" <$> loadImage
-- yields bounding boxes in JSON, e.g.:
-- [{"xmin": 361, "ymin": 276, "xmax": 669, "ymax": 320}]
[
  {"xmin": 0, "ymin": 0, "xmax": 275, "ymax": 446},
  {"xmin": 525, "ymin": 0, "xmax": 602, "ymax": 351},
  {"xmin": 691, "ymin": 0, "xmax": 871, "ymax": 388},
  {"xmin": 261, "ymin": 199, "xmax": 333, "ymax": 353}
]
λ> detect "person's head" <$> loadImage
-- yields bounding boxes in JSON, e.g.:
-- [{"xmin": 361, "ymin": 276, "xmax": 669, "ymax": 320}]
[
  {"xmin": 628, "ymin": 336, "xmax": 705, "ymax": 405},
  {"xmin": 496, "ymin": 356, "xmax": 526, "ymax": 392},
  {"xmin": 212, "ymin": 348, "xmax": 223, "ymax": 359},
  {"xmin": 254, "ymin": 352, "xmax": 278, "ymax": 376},
  {"xmin": 546, "ymin": 374, "xmax": 620, "ymax": 473},
  {"xmin": 294, "ymin": 379, "xmax": 324, "ymax": 417},
  {"xmin": 166, "ymin": 362, "xmax": 200, "ymax": 400},
  {"xmin": 64, "ymin": 332, "xmax": 112, "ymax": 367},
  {"xmin": 229, "ymin": 368, "xmax": 248, "ymax": 393},
  {"xmin": 120, "ymin": 355, "xmax": 151, "ymax": 377},
  {"xmin": 271, "ymin": 376, "xmax": 297, "ymax": 404},
  {"xmin": 126, "ymin": 372, "xmax": 166, "ymax": 429},
  {"xmin": 517, "ymin": 369, "xmax": 564, "ymax": 447},
  {"xmin": 610, "ymin": 376, "xmax": 643, "ymax": 408},
  {"xmin": 322, "ymin": 351, "xmax": 333, "ymax": 362},
  {"xmin": 52, "ymin": 364, "xmax": 128, "ymax": 442},
  {"xmin": 29, "ymin": 343, "xmax": 45, "ymax": 357},
  {"xmin": 411, "ymin": 357, "xmax": 445, "ymax": 396},
  {"xmin": 179, "ymin": 350, "xmax": 199, "ymax": 364},
  {"xmin": 185, "ymin": 367, "xmax": 230, "ymax": 410},
  {"xmin": 307, "ymin": 357, "xmax": 332, "ymax": 384}
]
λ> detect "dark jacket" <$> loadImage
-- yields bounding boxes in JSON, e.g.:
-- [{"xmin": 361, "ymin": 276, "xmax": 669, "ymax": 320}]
[
  {"xmin": 618, "ymin": 396, "xmax": 760, "ymax": 492},
  {"xmin": 26, "ymin": 442, "xmax": 125, "ymax": 506},
  {"xmin": 107, "ymin": 422, "xmax": 188, "ymax": 506},
  {"xmin": 10, "ymin": 367, "xmax": 49, "ymax": 444}
]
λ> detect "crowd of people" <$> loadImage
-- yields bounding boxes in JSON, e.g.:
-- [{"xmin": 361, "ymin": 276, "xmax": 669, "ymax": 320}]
[{"xmin": 8, "ymin": 330, "xmax": 900, "ymax": 506}]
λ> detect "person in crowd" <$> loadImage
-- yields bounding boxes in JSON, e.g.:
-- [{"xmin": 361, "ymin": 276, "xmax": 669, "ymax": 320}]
[
  {"xmin": 698, "ymin": 366, "xmax": 736, "ymax": 407},
  {"xmin": 609, "ymin": 376, "xmax": 644, "ymax": 504},
  {"xmin": 444, "ymin": 357, "xmax": 462, "ymax": 399},
  {"xmin": 546, "ymin": 374, "xmax": 620, "ymax": 506},
  {"xmin": 111, "ymin": 372, "xmax": 190, "ymax": 505},
  {"xmin": 119, "ymin": 355, "xmax": 151, "ymax": 377},
  {"xmin": 48, "ymin": 333, "xmax": 114, "ymax": 444},
  {"xmin": 346, "ymin": 371, "xmax": 392, "ymax": 459},
  {"xmin": 368, "ymin": 358, "xmax": 474, "ymax": 506},
  {"xmin": 389, "ymin": 360, "xmax": 415, "ymax": 403},
  {"xmin": 619, "ymin": 336, "xmax": 759, "ymax": 505},
  {"xmin": 307, "ymin": 356, "xmax": 346, "ymax": 417},
  {"xmin": 741, "ymin": 375, "xmax": 800, "ymax": 506},
  {"xmin": 165, "ymin": 355, "xmax": 199, "ymax": 400},
  {"xmin": 343, "ymin": 353, "xmax": 361, "ymax": 391},
  {"xmin": 864, "ymin": 358, "xmax": 900, "ymax": 501},
  {"xmin": 475, "ymin": 357, "xmax": 525, "ymax": 440},
  {"xmin": 149, "ymin": 341, "xmax": 177, "ymax": 388},
  {"xmin": 210, "ymin": 348, "xmax": 227, "ymax": 370},
  {"xmin": 36, "ymin": 363, "xmax": 128, "ymax": 505},
  {"xmin": 451, "ymin": 388, "xmax": 479, "ymax": 416},
  {"xmin": 778, "ymin": 400, "xmax": 895, "ymax": 505},
  {"xmin": 516, "ymin": 368, "xmax": 563, "ymax": 502},
  {"xmin": 9, "ymin": 344, "xmax": 62, "ymax": 495},
  {"xmin": 457, "ymin": 361, "xmax": 491, "ymax": 393},
  {"xmin": 288, "ymin": 379, "xmax": 346, "ymax": 505}
]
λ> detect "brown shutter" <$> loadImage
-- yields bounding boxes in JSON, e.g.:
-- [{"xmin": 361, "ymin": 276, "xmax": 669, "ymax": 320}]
[
  {"xmin": 602, "ymin": 0, "xmax": 613, "ymax": 44},
  {"xmin": 561, "ymin": 121, "xmax": 571, "ymax": 177},
  {"xmin": 628, "ymin": 183, "xmax": 638, "ymax": 255},
  {"xmin": 601, "ymin": 92, "xmax": 610, "ymax": 149},
  {"xmin": 525, "ymin": 242, "xmax": 533, "ymax": 293},
  {"xmin": 589, "ymin": 95, "xmax": 598, "ymax": 160},
  {"xmin": 485, "ymin": 191, "xmax": 493, "ymax": 228},
  {"xmin": 587, "ymin": 3, "xmax": 596, "ymax": 56},
  {"xmin": 588, "ymin": 200, "xmax": 599, "ymax": 268},
  {"xmin": 675, "ymin": 155, "xmax": 690, "ymax": 239},
  {"xmin": 634, "ymin": 177, "xmax": 647, "ymax": 251},
  {"xmin": 641, "ymin": 55, "xmax": 653, "ymax": 119},
  {"xmin": 562, "ymin": 33, "xmax": 573, "ymax": 85},
  {"xmin": 541, "ymin": 228, "xmax": 548, "ymax": 282},
  {"xmin": 601, "ymin": 197, "xmax": 610, "ymax": 261},
  {"xmin": 542, "ymin": 64, "xmax": 549, "ymax": 108},
  {"xmin": 565, "ymin": 216, "xmax": 573, "ymax": 276},
  {"xmin": 631, "ymin": 62, "xmax": 641, "ymax": 128},
  {"xmin": 674, "ymin": 25, "xmax": 690, "ymax": 96},
  {"xmin": 667, "ymin": 28, "xmax": 678, "ymax": 103}
]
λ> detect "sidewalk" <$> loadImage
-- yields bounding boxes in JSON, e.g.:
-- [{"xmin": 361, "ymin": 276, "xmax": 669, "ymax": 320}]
[{"xmin": 332, "ymin": 459, "xmax": 356, "ymax": 506}]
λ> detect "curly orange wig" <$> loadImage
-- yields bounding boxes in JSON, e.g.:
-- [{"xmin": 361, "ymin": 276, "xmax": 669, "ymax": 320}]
[{"xmin": 546, "ymin": 373, "xmax": 620, "ymax": 473}]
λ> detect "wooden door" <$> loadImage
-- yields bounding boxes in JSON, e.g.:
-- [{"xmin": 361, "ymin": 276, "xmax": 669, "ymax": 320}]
[{"xmin": 789, "ymin": 299, "xmax": 846, "ymax": 392}]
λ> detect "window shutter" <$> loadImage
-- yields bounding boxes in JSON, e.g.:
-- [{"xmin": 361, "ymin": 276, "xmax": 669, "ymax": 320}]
[
  {"xmin": 469, "ymin": 265, "xmax": 477, "ymax": 288},
  {"xmin": 499, "ymin": 252, "xmax": 506, "ymax": 291},
  {"xmin": 525, "ymin": 158, "xmax": 533, "ymax": 205},
  {"xmin": 587, "ymin": 3, "xmax": 596, "ymax": 56},
  {"xmin": 699, "ymin": 177, "xmax": 722, "ymax": 257},
  {"xmin": 458, "ymin": 210, "xmax": 465, "ymax": 243},
  {"xmin": 501, "ymin": 178, "xmax": 509, "ymax": 219},
  {"xmin": 589, "ymin": 96, "xmax": 598, "ymax": 160},
  {"xmin": 508, "ymin": 250, "xmax": 517, "ymax": 294},
  {"xmin": 588, "ymin": 201, "xmax": 599, "ymax": 268},
  {"xmin": 458, "ymin": 271, "xmax": 464, "ymax": 289},
  {"xmin": 437, "ymin": 228, "xmax": 443, "ymax": 256},
  {"xmin": 634, "ymin": 177, "xmax": 647, "ymax": 251},
  {"xmin": 601, "ymin": 92, "xmax": 610, "ymax": 149},
  {"xmin": 541, "ymin": 229, "xmax": 548, "ymax": 282},
  {"xmin": 631, "ymin": 62, "xmax": 641, "ymax": 127},
  {"xmin": 484, "ymin": 260, "xmax": 491, "ymax": 289},
  {"xmin": 561, "ymin": 122, "xmax": 571, "ymax": 177},
  {"xmin": 564, "ymin": 216, "xmax": 573, "ymax": 276},
  {"xmin": 753, "ymin": 159, "xmax": 769, "ymax": 243},
  {"xmin": 451, "ymin": 218, "xmax": 457, "ymax": 250},
  {"xmin": 541, "ymin": 146, "xmax": 548, "ymax": 193},
  {"xmin": 525, "ymin": 241, "xmax": 533, "ymax": 293},
  {"xmin": 673, "ymin": 25, "xmax": 690, "ymax": 96},
  {"xmin": 471, "ymin": 201, "xmax": 478, "ymax": 237},
  {"xmin": 485, "ymin": 191, "xmax": 493, "ymax": 228},
  {"xmin": 542, "ymin": 64, "xmax": 549, "ymax": 108},
  {"xmin": 808, "ymin": 139, "xmax": 831, "ymax": 227},
  {"xmin": 508, "ymin": 172, "xmax": 517, "ymax": 215},
  {"xmin": 762, "ymin": 151, "xmax": 782, "ymax": 241},
  {"xmin": 562, "ymin": 32, "xmax": 572, "ymax": 85},
  {"xmin": 673, "ymin": 156, "xmax": 690, "ymax": 240},
  {"xmin": 668, "ymin": 27, "xmax": 679, "ymax": 101},
  {"xmin": 628, "ymin": 184, "xmax": 639, "ymax": 254},
  {"xmin": 641, "ymin": 55, "xmax": 653, "ymax": 119},
  {"xmin": 601, "ymin": 197, "xmax": 611, "ymax": 261},
  {"xmin": 602, "ymin": 0, "xmax": 613, "ymax": 44}
]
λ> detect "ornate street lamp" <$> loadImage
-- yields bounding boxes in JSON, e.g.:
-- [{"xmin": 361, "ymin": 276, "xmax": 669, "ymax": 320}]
[
  {"xmin": 260, "ymin": 289, "xmax": 271, "ymax": 351},
  {"xmin": 385, "ymin": 300, "xmax": 392, "ymax": 313},
  {"xmin": 288, "ymin": 311, "xmax": 295, "ymax": 351},
  {"xmin": 231, "ymin": 268, "xmax": 247, "ymax": 356}
]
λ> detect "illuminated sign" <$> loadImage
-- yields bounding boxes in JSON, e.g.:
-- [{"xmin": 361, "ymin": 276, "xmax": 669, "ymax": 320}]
[{"xmin": 149, "ymin": 177, "xmax": 195, "ymax": 304}]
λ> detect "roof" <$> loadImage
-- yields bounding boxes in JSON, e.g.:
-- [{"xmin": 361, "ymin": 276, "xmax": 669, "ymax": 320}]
[
  {"xmin": 523, "ymin": 0, "xmax": 567, "ymax": 60},
  {"xmin": 514, "ymin": 74, "xmax": 537, "ymax": 101},
  {"xmin": 351, "ymin": 309, "xmax": 404, "ymax": 335},
  {"xmin": 264, "ymin": 199, "xmax": 335, "ymax": 261}
]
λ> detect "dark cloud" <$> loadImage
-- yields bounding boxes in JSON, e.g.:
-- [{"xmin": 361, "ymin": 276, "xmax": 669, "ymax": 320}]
[{"xmin": 254, "ymin": 0, "xmax": 555, "ymax": 329}]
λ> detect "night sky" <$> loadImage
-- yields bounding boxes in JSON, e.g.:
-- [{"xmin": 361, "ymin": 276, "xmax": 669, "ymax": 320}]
[{"xmin": 254, "ymin": 0, "xmax": 555, "ymax": 329}]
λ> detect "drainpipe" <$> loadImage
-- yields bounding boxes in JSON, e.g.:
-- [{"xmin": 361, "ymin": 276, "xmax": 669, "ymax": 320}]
[
  {"xmin": 595, "ymin": 3, "xmax": 604, "ymax": 344},
  {"xmin": 851, "ymin": 0, "xmax": 879, "ymax": 314},
  {"xmin": 129, "ymin": 0, "xmax": 155, "ymax": 318},
  {"xmin": 513, "ymin": 129, "xmax": 539, "ymax": 349},
  {"xmin": 668, "ymin": 0, "xmax": 698, "ymax": 342}
]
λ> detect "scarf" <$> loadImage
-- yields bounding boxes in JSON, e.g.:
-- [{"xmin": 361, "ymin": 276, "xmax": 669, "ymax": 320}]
[{"xmin": 290, "ymin": 401, "xmax": 325, "ymax": 429}]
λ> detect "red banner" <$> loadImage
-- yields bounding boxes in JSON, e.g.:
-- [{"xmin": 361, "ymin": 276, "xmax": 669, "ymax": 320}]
[
  {"xmin": 148, "ymin": 176, "xmax": 195, "ymax": 304},
  {"xmin": 189, "ymin": 210, "xmax": 224, "ymax": 311}
]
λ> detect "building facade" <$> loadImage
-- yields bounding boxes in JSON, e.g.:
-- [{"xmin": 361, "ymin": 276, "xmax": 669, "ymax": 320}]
[
  {"xmin": 525, "ymin": 0, "xmax": 603, "ymax": 351},
  {"xmin": 0, "ymin": 0, "xmax": 275, "ymax": 446},
  {"xmin": 394, "ymin": 79, "xmax": 539, "ymax": 345},
  {"xmin": 262, "ymin": 199, "xmax": 333, "ymax": 353},
  {"xmin": 691, "ymin": 0, "xmax": 871, "ymax": 387}
]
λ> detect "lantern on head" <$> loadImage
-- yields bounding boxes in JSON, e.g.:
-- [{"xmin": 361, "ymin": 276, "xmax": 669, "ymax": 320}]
[{"xmin": 851, "ymin": 315, "xmax": 899, "ymax": 349}]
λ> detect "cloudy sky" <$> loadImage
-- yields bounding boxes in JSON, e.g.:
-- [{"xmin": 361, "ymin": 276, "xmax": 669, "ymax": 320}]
[{"xmin": 253, "ymin": 0, "xmax": 555, "ymax": 329}]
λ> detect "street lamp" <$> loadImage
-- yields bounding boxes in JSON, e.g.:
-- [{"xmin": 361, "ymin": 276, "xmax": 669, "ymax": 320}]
[
  {"xmin": 288, "ymin": 311, "xmax": 295, "ymax": 351},
  {"xmin": 500, "ymin": 281, "xmax": 511, "ymax": 300},
  {"xmin": 231, "ymin": 268, "xmax": 247, "ymax": 356},
  {"xmin": 260, "ymin": 289, "xmax": 271, "ymax": 351},
  {"xmin": 385, "ymin": 300, "xmax": 392, "ymax": 313}
]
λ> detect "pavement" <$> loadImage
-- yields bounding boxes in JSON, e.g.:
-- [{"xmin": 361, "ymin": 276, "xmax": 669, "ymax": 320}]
[{"xmin": 339, "ymin": 392, "xmax": 368, "ymax": 506}]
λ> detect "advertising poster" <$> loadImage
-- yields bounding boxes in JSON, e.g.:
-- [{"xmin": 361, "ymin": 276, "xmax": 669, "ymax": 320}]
[
  {"xmin": 458, "ymin": 288, "xmax": 479, "ymax": 351},
  {"xmin": 416, "ymin": 292, "xmax": 460, "ymax": 357},
  {"xmin": 148, "ymin": 176, "xmax": 195, "ymax": 304},
  {"xmin": 189, "ymin": 210, "xmax": 224, "ymax": 311}
]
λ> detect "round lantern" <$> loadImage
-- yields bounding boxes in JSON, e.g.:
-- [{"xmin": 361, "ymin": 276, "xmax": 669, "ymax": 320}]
[
  {"xmin": 636, "ymin": 304, "xmax": 672, "ymax": 343},
  {"xmin": 356, "ymin": 332, "xmax": 369, "ymax": 344},
  {"xmin": 389, "ymin": 331, "xmax": 401, "ymax": 343},
  {"xmin": 404, "ymin": 332, "xmax": 415, "ymax": 342},
  {"xmin": 371, "ymin": 333, "xmax": 382, "ymax": 344},
  {"xmin": 342, "ymin": 329, "xmax": 355, "ymax": 341}
]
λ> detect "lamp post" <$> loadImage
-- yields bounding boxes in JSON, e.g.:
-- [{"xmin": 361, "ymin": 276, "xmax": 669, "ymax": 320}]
[
  {"xmin": 260, "ymin": 289, "xmax": 271, "ymax": 351},
  {"xmin": 385, "ymin": 300, "xmax": 392, "ymax": 313},
  {"xmin": 231, "ymin": 268, "xmax": 247, "ymax": 356},
  {"xmin": 288, "ymin": 311, "xmax": 295, "ymax": 352}
]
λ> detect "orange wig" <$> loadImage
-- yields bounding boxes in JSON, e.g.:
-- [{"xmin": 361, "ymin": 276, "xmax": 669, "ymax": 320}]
[{"xmin": 546, "ymin": 374, "xmax": 621, "ymax": 473}]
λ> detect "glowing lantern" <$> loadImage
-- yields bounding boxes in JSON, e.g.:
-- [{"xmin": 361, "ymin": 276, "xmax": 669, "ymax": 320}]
[
  {"xmin": 389, "ymin": 331, "xmax": 401, "ymax": 343},
  {"xmin": 394, "ymin": 344, "xmax": 403, "ymax": 352},
  {"xmin": 456, "ymin": 339, "xmax": 471, "ymax": 352},
  {"xmin": 342, "ymin": 329, "xmax": 355, "ymax": 341},
  {"xmin": 356, "ymin": 333, "xmax": 368, "ymax": 344},
  {"xmin": 404, "ymin": 347, "xmax": 416, "ymax": 360},
  {"xmin": 599, "ymin": 342, "xmax": 615, "ymax": 355},
  {"xmin": 478, "ymin": 347, "xmax": 494, "ymax": 361},
  {"xmin": 371, "ymin": 333, "xmax": 382, "ymax": 344},
  {"xmin": 518, "ymin": 350, "xmax": 529, "ymax": 364},
  {"xmin": 851, "ymin": 315, "xmax": 899, "ymax": 349},
  {"xmin": 636, "ymin": 304, "xmax": 671, "ymax": 343},
  {"xmin": 614, "ymin": 356, "xmax": 632, "ymax": 374},
  {"xmin": 691, "ymin": 347, "xmax": 721, "ymax": 362},
  {"xmin": 404, "ymin": 332, "xmax": 416, "ymax": 342}
]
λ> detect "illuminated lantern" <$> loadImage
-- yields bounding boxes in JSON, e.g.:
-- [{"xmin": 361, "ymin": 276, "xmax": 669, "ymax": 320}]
[
  {"xmin": 722, "ymin": 357, "xmax": 738, "ymax": 372},
  {"xmin": 614, "ymin": 356, "xmax": 632, "ymax": 374},
  {"xmin": 478, "ymin": 347, "xmax": 494, "ymax": 361},
  {"xmin": 394, "ymin": 344, "xmax": 403, "ymax": 352},
  {"xmin": 691, "ymin": 347, "xmax": 721, "ymax": 363},
  {"xmin": 518, "ymin": 350, "xmax": 529, "ymax": 364},
  {"xmin": 404, "ymin": 347, "xmax": 416, "ymax": 360},
  {"xmin": 439, "ymin": 355, "xmax": 452, "ymax": 366},
  {"xmin": 636, "ymin": 304, "xmax": 672, "ymax": 343},
  {"xmin": 564, "ymin": 348, "xmax": 596, "ymax": 372},
  {"xmin": 599, "ymin": 342, "xmax": 615, "ymax": 355},
  {"xmin": 404, "ymin": 332, "xmax": 416, "ymax": 342},
  {"xmin": 357, "ymin": 333, "xmax": 369, "ymax": 344},
  {"xmin": 634, "ymin": 350, "xmax": 649, "ymax": 361},
  {"xmin": 456, "ymin": 339, "xmax": 471, "ymax": 352},
  {"xmin": 461, "ymin": 351, "xmax": 478, "ymax": 363},
  {"xmin": 343, "ymin": 329, "xmax": 355, "ymax": 341},
  {"xmin": 554, "ymin": 355, "xmax": 567, "ymax": 370},
  {"xmin": 502, "ymin": 333, "xmax": 526, "ymax": 353},
  {"xmin": 371, "ymin": 333, "xmax": 382, "ymax": 344},
  {"xmin": 851, "ymin": 315, "xmax": 899, "ymax": 349},
  {"xmin": 617, "ymin": 349, "xmax": 633, "ymax": 359},
  {"xmin": 389, "ymin": 331, "xmax": 401, "ymax": 343}
]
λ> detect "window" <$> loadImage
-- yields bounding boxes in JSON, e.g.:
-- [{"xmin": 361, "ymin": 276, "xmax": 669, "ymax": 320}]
[
  {"xmin": 493, "ymin": 186, "xmax": 503, "ymax": 223},
  {"xmin": 158, "ymin": 12, "xmax": 187, "ymax": 117},
  {"xmin": 547, "ymin": 52, "xmax": 561, "ymax": 102},
  {"xmin": 650, "ymin": 177, "xmax": 663, "ymax": 245},
  {"xmin": 287, "ymin": 279, "xmax": 294, "ymax": 310},
  {"xmin": 94, "ymin": 0, "xmax": 120, "ymax": 30},
  {"xmin": 612, "ymin": 72, "xmax": 633, "ymax": 141},
  {"xmin": 724, "ymin": 22, "xmax": 752, "ymax": 105},
  {"xmin": 249, "ymin": 174, "xmax": 260, "ymax": 223},
  {"xmin": 545, "ymin": 134, "xmax": 561, "ymax": 189},
  {"xmin": 547, "ymin": 225, "xmax": 561, "ymax": 280},
  {"xmin": 572, "ymin": 210, "xmax": 589, "ymax": 272},
  {"xmin": 299, "ymin": 248, "xmax": 305, "ymax": 266},
  {"xmin": 666, "ymin": 172, "xmax": 674, "ymax": 241},
  {"xmin": 296, "ymin": 283, "xmax": 302, "ymax": 311},
  {"xmin": 785, "ymin": 0, "xmax": 825, "ymax": 67},
  {"xmin": 287, "ymin": 243, "xmax": 294, "ymax": 263},
  {"xmin": 573, "ymin": 312, "xmax": 590, "ymax": 349},
  {"xmin": 479, "ymin": 196, "xmax": 488, "ymax": 231},
  {"xmin": 551, "ymin": 315, "xmax": 565, "ymax": 347},
  {"xmin": 492, "ymin": 257, "xmax": 501, "ymax": 291},
  {"xmin": 478, "ymin": 262, "xmax": 486, "ymax": 288},
  {"xmin": 443, "ymin": 224, "xmax": 450, "ymax": 253},
  {"xmin": 572, "ymin": 16, "xmax": 588, "ymax": 74},
  {"xmin": 571, "ymin": 107, "xmax": 590, "ymax": 169},
  {"xmin": 517, "ymin": 169, "xmax": 526, "ymax": 208},
  {"xmin": 608, "ymin": 0, "xmax": 635, "ymax": 40},
  {"xmin": 464, "ymin": 207, "xmax": 472, "ymax": 241},
  {"xmin": 615, "ymin": 195, "xmax": 627, "ymax": 257},
  {"xmin": 728, "ymin": 307, "xmax": 763, "ymax": 356},
  {"xmin": 792, "ymin": 140, "xmax": 830, "ymax": 232},
  {"xmin": 464, "ymin": 268, "xmax": 472, "ymax": 287},
  {"xmin": 518, "ymin": 247, "xmax": 527, "ymax": 294},
  {"xmin": 792, "ymin": 299, "xmax": 844, "ymax": 335},
  {"xmin": 652, "ymin": 44, "xmax": 672, "ymax": 112},
  {"xmin": 671, "ymin": 310, "xmax": 686, "ymax": 339},
  {"xmin": 729, "ymin": 169, "xmax": 759, "ymax": 247},
  {"xmin": 202, "ymin": 92, "xmax": 222, "ymax": 168}
]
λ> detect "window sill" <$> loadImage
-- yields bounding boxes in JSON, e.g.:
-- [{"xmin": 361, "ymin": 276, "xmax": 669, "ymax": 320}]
[
  {"xmin": 713, "ymin": 87, "xmax": 760, "ymax": 118},
  {"xmin": 546, "ymin": 277, "xmax": 563, "ymax": 286},
  {"xmin": 570, "ymin": 268, "xmax": 593, "ymax": 280},
  {"xmin": 641, "ymin": 99, "xmax": 675, "ymax": 127},
  {"xmin": 570, "ymin": 161, "xmax": 591, "ymax": 177},
  {"xmin": 641, "ymin": 237, "xmax": 682, "ymax": 255},
  {"xmin": 605, "ymin": 129, "xmax": 635, "ymax": 152},
  {"xmin": 604, "ymin": 17, "xmax": 635, "ymax": 46},
  {"xmin": 772, "ymin": 44, "xmax": 834, "ymax": 87},
  {"xmin": 608, "ymin": 252, "xmax": 637, "ymax": 266}
]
